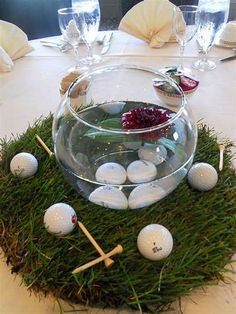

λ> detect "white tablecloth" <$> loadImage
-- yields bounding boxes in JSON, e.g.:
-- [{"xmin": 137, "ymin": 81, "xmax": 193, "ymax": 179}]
[{"xmin": 0, "ymin": 31, "xmax": 236, "ymax": 314}]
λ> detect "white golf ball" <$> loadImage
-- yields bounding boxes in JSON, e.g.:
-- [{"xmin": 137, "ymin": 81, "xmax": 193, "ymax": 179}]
[
  {"xmin": 137, "ymin": 224, "xmax": 173, "ymax": 261},
  {"xmin": 128, "ymin": 182, "xmax": 167, "ymax": 209},
  {"xmin": 44, "ymin": 203, "xmax": 77, "ymax": 236},
  {"xmin": 100, "ymin": 101, "xmax": 126, "ymax": 114},
  {"xmin": 138, "ymin": 144, "xmax": 167, "ymax": 165},
  {"xmin": 95, "ymin": 162, "xmax": 127, "ymax": 184},
  {"xmin": 187, "ymin": 162, "xmax": 218, "ymax": 191},
  {"xmin": 127, "ymin": 160, "xmax": 157, "ymax": 183},
  {"xmin": 89, "ymin": 186, "xmax": 128, "ymax": 210},
  {"xmin": 10, "ymin": 152, "xmax": 38, "ymax": 178}
]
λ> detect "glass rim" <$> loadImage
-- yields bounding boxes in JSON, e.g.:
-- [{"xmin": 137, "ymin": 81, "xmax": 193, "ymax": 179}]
[
  {"xmin": 174, "ymin": 5, "xmax": 198, "ymax": 12},
  {"xmin": 58, "ymin": 7, "xmax": 76, "ymax": 14},
  {"xmin": 66, "ymin": 64, "xmax": 186, "ymax": 135}
]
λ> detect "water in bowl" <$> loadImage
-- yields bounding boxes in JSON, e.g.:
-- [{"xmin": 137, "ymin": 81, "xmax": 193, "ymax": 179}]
[{"xmin": 54, "ymin": 101, "xmax": 196, "ymax": 209}]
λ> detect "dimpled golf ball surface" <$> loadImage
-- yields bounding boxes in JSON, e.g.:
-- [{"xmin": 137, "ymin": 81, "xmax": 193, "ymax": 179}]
[
  {"xmin": 137, "ymin": 224, "xmax": 173, "ymax": 261},
  {"xmin": 188, "ymin": 162, "xmax": 218, "ymax": 191},
  {"xmin": 44, "ymin": 203, "xmax": 77, "ymax": 236},
  {"xmin": 10, "ymin": 152, "xmax": 38, "ymax": 178}
]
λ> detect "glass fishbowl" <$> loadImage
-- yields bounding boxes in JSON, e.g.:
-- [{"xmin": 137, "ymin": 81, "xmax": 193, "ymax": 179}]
[{"xmin": 52, "ymin": 65, "xmax": 197, "ymax": 210}]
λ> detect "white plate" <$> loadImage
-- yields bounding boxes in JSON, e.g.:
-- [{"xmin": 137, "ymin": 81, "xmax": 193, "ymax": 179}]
[{"xmin": 214, "ymin": 37, "xmax": 236, "ymax": 48}]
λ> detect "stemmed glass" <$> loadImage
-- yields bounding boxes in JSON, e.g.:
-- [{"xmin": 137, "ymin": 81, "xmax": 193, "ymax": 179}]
[
  {"xmin": 173, "ymin": 5, "xmax": 199, "ymax": 74},
  {"xmin": 72, "ymin": 0, "xmax": 101, "ymax": 65},
  {"xmin": 58, "ymin": 7, "xmax": 86, "ymax": 73},
  {"xmin": 193, "ymin": 0, "xmax": 230, "ymax": 71}
]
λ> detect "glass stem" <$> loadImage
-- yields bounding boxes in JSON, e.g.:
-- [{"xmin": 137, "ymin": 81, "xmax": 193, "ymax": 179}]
[
  {"xmin": 86, "ymin": 43, "xmax": 93, "ymax": 59},
  {"xmin": 73, "ymin": 45, "xmax": 81, "ymax": 70},
  {"xmin": 201, "ymin": 51, "xmax": 208, "ymax": 65},
  {"xmin": 179, "ymin": 44, "xmax": 185, "ymax": 72}
]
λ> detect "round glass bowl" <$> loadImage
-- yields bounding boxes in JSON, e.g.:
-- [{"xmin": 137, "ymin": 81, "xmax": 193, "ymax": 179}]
[{"xmin": 52, "ymin": 65, "xmax": 197, "ymax": 210}]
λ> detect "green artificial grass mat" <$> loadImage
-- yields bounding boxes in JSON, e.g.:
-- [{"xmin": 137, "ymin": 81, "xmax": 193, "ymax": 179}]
[{"xmin": 0, "ymin": 115, "xmax": 236, "ymax": 313}]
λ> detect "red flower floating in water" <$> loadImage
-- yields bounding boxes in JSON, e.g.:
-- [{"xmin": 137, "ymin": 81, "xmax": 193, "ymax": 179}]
[{"xmin": 121, "ymin": 107, "xmax": 173, "ymax": 140}]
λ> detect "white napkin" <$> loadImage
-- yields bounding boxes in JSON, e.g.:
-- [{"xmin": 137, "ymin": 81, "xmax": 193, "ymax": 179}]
[
  {"xmin": 220, "ymin": 21, "xmax": 236, "ymax": 44},
  {"xmin": 0, "ymin": 46, "xmax": 13, "ymax": 72},
  {"xmin": 0, "ymin": 20, "xmax": 33, "ymax": 72},
  {"xmin": 118, "ymin": 0, "xmax": 177, "ymax": 48}
]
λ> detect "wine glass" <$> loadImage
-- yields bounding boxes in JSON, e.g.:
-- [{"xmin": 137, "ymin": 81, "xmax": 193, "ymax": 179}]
[
  {"xmin": 193, "ymin": 0, "xmax": 230, "ymax": 71},
  {"xmin": 173, "ymin": 5, "xmax": 199, "ymax": 74},
  {"xmin": 72, "ymin": 0, "xmax": 101, "ymax": 66},
  {"xmin": 58, "ymin": 7, "xmax": 86, "ymax": 73}
]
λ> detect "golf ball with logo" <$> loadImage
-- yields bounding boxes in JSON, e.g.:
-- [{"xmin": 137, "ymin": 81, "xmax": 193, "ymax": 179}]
[
  {"xmin": 10, "ymin": 152, "xmax": 38, "ymax": 178},
  {"xmin": 44, "ymin": 203, "xmax": 77, "ymax": 236},
  {"xmin": 137, "ymin": 224, "xmax": 173, "ymax": 260}
]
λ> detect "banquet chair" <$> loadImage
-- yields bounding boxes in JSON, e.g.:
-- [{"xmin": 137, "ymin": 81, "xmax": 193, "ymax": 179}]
[
  {"xmin": 121, "ymin": 0, "xmax": 199, "ymax": 15},
  {"xmin": 0, "ymin": 0, "xmax": 70, "ymax": 40}
]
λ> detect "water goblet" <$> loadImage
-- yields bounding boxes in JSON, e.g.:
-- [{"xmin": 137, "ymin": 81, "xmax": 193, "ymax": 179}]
[
  {"xmin": 58, "ymin": 7, "xmax": 86, "ymax": 73},
  {"xmin": 72, "ymin": 0, "xmax": 101, "ymax": 66},
  {"xmin": 193, "ymin": 0, "xmax": 230, "ymax": 71},
  {"xmin": 173, "ymin": 5, "xmax": 199, "ymax": 74}
]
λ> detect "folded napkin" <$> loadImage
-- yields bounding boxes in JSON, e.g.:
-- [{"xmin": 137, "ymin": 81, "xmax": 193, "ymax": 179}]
[
  {"xmin": 0, "ymin": 20, "xmax": 33, "ymax": 72},
  {"xmin": 0, "ymin": 46, "xmax": 13, "ymax": 72},
  {"xmin": 119, "ymin": 0, "xmax": 178, "ymax": 48},
  {"xmin": 219, "ymin": 21, "xmax": 236, "ymax": 44}
]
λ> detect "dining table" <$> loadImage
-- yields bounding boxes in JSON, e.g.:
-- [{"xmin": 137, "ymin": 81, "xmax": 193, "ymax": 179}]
[{"xmin": 0, "ymin": 30, "xmax": 236, "ymax": 314}]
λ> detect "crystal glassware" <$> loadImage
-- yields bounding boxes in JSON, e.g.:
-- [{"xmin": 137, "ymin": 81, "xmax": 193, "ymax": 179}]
[
  {"xmin": 193, "ymin": 0, "xmax": 230, "ymax": 71},
  {"xmin": 53, "ymin": 65, "xmax": 197, "ymax": 210},
  {"xmin": 173, "ymin": 5, "xmax": 199, "ymax": 74},
  {"xmin": 58, "ymin": 7, "xmax": 86, "ymax": 73},
  {"xmin": 72, "ymin": 0, "xmax": 101, "ymax": 65}
]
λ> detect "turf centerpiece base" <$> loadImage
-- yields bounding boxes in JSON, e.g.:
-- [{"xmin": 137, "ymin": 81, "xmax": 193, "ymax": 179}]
[{"xmin": 0, "ymin": 115, "xmax": 235, "ymax": 313}]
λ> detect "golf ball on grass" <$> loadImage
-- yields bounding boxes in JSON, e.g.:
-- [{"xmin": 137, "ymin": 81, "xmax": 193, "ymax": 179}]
[
  {"xmin": 10, "ymin": 152, "xmax": 38, "ymax": 178},
  {"xmin": 44, "ymin": 203, "xmax": 77, "ymax": 236},
  {"xmin": 187, "ymin": 162, "xmax": 218, "ymax": 191},
  {"xmin": 137, "ymin": 224, "xmax": 173, "ymax": 261}
]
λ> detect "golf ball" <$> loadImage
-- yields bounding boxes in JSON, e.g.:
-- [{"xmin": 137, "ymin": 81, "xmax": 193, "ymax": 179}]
[
  {"xmin": 128, "ymin": 182, "xmax": 167, "ymax": 209},
  {"xmin": 89, "ymin": 186, "xmax": 128, "ymax": 210},
  {"xmin": 138, "ymin": 144, "xmax": 167, "ymax": 165},
  {"xmin": 100, "ymin": 101, "xmax": 125, "ymax": 114},
  {"xmin": 127, "ymin": 160, "xmax": 157, "ymax": 183},
  {"xmin": 44, "ymin": 203, "xmax": 77, "ymax": 236},
  {"xmin": 95, "ymin": 162, "xmax": 127, "ymax": 184},
  {"xmin": 137, "ymin": 224, "xmax": 173, "ymax": 261},
  {"xmin": 10, "ymin": 152, "xmax": 38, "ymax": 178},
  {"xmin": 187, "ymin": 162, "xmax": 218, "ymax": 191}
]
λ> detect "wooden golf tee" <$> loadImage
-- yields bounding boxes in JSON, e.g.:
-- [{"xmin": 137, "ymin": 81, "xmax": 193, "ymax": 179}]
[
  {"xmin": 219, "ymin": 144, "xmax": 225, "ymax": 171},
  {"xmin": 78, "ymin": 221, "xmax": 114, "ymax": 268},
  {"xmin": 35, "ymin": 134, "xmax": 54, "ymax": 157},
  {"xmin": 72, "ymin": 244, "xmax": 123, "ymax": 274}
]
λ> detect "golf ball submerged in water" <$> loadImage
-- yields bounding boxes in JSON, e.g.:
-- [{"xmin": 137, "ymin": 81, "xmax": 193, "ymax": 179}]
[
  {"xmin": 138, "ymin": 144, "xmax": 167, "ymax": 165},
  {"xmin": 187, "ymin": 162, "xmax": 218, "ymax": 191},
  {"xmin": 89, "ymin": 186, "xmax": 128, "ymax": 210},
  {"xmin": 44, "ymin": 203, "xmax": 77, "ymax": 236},
  {"xmin": 10, "ymin": 152, "xmax": 38, "ymax": 178},
  {"xmin": 95, "ymin": 162, "xmax": 127, "ymax": 184},
  {"xmin": 137, "ymin": 224, "xmax": 173, "ymax": 261},
  {"xmin": 127, "ymin": 160, "xmax": 157, "ymax": 183}
]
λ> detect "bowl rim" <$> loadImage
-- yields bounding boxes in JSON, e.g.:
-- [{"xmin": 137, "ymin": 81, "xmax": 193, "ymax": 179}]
[{"xmin": 66, "ymin": 64, "xmax": 186, "ymax": 135}]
